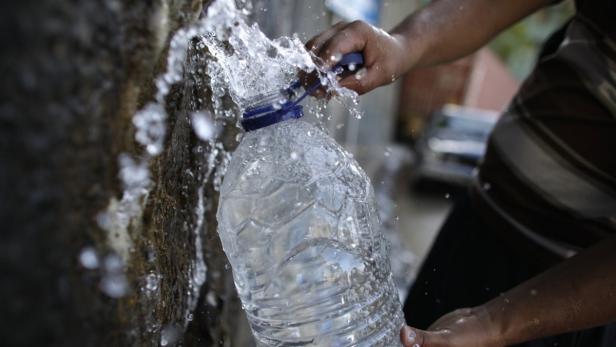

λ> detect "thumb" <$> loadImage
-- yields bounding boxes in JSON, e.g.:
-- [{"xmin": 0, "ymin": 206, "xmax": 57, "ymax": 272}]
[{"xmin": 400, "ymin": 325, "xmax": 426, "ymax": 347}]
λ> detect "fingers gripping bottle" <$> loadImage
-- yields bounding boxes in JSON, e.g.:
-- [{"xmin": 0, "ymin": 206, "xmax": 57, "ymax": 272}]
[{"xmin": 217, "ymin": 54, "xmax": 404, "ymax": 346}]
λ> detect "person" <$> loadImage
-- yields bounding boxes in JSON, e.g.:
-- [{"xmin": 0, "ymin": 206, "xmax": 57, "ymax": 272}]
[{"xmin": 306, "ymin": 0, "xmax": 616, "ymax": 346}]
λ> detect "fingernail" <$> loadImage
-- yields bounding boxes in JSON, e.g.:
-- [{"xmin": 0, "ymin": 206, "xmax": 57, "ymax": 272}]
[
  {"xmin": 354, "ymin": 67, "xmax": 367, "ymax": 80},
  {"xmin": 407, "ymin": 329, "xmax": 416, "ymax": 343},
  {"xmin": 405, "ymin": 327, "xmax": 423, "ymax": 347}
]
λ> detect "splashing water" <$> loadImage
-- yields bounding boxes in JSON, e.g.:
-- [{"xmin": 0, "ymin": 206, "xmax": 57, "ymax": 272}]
[
  {"xmin": 191, "ymin": 111, "xmax": 218, "ymax": 141},
  {"xmin": 94, "ymin": 0, "xmax": 366, "ymax": 337},
  {"xmin": 198, "ymin": 0, "xmax": 363, "ymax": 118},
  {"xmin": 187, "ymin": 185, "xmax": 207, "ymax": 312},
  {"xmin": 79, "ymin": 247, "xmax": 99, "ymax": 269},
  {"xmin": 102, "ymin": 0, "xmax": 363, "ymax": 238},
  {"xmin": 100, "ymin": 253, "xmax": 129, "ymax": 298},
  {"xmin": 95, "ymin": 1, "xmax": 218, "ymax": 306}
]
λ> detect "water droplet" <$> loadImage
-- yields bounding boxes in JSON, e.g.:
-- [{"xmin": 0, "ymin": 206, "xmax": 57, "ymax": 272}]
[
  {"xmin": 79, "ymin": 247, "xmax": 99, "ymax": 269},
  {"xmin": 206, "ymin": 291, "xmax": 218, "ymax": 306},
  {"xmin": 133, "ymin": 103, "xmax": 166, "ymax": 156},
  {"xmin": 290, "ymin": 151, "xmax": 298, "ymax": 160},
  {"xmin": 160, "ymin": 324, "xmax": 180, "ymax": 347},
  {"xmin": 191, "ymin": 111, "xmax": 217, "ymax": 141},
  {"xmin": 354, "ymin": 68, "xmax": 367, "ymax": 80},
  {"xmin": 100, "ymin": 273, "xmax": 128, "ymax": 298},
  {"xmin": 145, "ymin": 272, "xmax": 161, "ymax": 293},
  {"xmin": 330, "ymin": 53, "xmax": 342, "ymax": 63},
  {"xmin": 103, "ymin": 254, "xmax": 123, "ymax": 272},
  {"xmin": 118, "ymin": 153, "xmax": 150, "ymax": 191}
]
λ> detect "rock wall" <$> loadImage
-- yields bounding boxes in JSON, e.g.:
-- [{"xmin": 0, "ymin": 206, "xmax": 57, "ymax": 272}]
[{"xmin": 0, "ymin": 0, "xmax": 251, "ymax": 345}]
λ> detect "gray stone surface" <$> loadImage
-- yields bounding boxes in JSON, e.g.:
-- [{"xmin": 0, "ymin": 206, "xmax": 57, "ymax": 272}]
[{"xmin": 0, "ymin": 0, "xmax": 250, "ymax": 345}]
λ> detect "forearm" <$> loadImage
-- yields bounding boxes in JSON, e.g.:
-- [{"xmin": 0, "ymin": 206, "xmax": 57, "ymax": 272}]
[
  {"xmin": 391, "ymin": 0, "xmax": 551, "ymax": 70},
  {"xmin": 483, "ymin": 235, "xmax": 616, "ymax": 345}
]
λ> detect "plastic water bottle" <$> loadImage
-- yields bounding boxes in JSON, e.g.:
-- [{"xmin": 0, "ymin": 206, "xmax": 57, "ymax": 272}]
[{"xmin": 217, "ymin": 54, "xmax": 404, "ymax": 346}]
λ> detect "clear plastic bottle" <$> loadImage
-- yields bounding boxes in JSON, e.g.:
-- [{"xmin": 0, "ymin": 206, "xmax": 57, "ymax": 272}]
[
  {"xmin": 217, "ymin": 84, "xmax": 403, "ymax": 346},
  {"xmin": 217, "ymin": 122, "xmax": 404, "ymax": 345}
]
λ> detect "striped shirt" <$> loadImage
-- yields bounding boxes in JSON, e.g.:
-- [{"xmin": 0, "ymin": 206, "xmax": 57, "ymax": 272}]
[{"xmin": 472, "ymin": 0, "xmax": 616, "ymax": 258}]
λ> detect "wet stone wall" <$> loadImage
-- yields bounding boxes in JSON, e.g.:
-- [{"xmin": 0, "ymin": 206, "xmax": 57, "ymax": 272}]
[{"xmin": 0, "ymin": 0, "xmax": 252, "ymax": 346}]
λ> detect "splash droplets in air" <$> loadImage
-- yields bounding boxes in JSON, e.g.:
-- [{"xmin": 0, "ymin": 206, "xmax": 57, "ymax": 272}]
[
  {"xmin": 199, "ymin": 0, "xmax": 363, "ymax": 116},
  {"xmin": 133, "ymin": 103, "xmax": 167, "ymax": 156},
  {"xmin": 94, "ymin": 0, "xmax": 365, "ymax": 334},
  {"xmin": 191, "ymin": 111, "xmax": 218, "ymax": 141}
]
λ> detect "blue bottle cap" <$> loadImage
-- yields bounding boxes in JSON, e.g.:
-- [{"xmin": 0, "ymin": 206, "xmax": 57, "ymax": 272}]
[{"xmin": 241, "ymin": 102, "xmax": 304, "ymax": 132}]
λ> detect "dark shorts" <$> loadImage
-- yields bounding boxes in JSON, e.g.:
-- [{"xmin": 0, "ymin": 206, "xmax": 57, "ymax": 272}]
[{"xmin": 402, "ymin": 192, "xmax": 616, "ymax": 347}]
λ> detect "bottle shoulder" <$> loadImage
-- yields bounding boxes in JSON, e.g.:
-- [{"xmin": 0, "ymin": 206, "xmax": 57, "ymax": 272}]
[
  {"xmin": 232, "ymin": 119, "xmax": 338, "ymax": 168},
  {"xmin": 222, "ymin": 119, "xmax": 373, "ymax": 201}
]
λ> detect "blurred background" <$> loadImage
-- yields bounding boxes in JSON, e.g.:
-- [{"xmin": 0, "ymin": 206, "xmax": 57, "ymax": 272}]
[
  {"xmin": 252, "ymin": 0, "xmax": 574, "ymax": 300},
  {"xmin": 0, "ymin": 0, "xmax": 576, "ymax": 345}
]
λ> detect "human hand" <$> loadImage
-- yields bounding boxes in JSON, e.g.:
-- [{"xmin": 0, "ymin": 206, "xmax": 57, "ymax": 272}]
[
  {"xmin": 305, "ymin": 20, "xmax": 414, "ymax": 95},
  {"xmin": 400, "ymin": 308, "xmax": 504, "ymax": 347}
]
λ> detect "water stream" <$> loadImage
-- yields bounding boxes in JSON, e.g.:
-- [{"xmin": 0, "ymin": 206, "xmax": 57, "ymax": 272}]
[{"xmin": 95, "ymin": 0, "xmax": 364, "ymax": 327}]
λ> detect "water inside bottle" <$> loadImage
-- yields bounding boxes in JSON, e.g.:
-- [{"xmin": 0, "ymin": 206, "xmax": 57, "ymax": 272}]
[{"xmin": 218, "ymin": 119, "xmax": 404, "ymax": 346}]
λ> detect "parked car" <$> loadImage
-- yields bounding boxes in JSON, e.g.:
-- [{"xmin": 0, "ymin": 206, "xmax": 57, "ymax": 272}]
[{"xmin": 412, "ymin": 104, "xmax": 499, "ymax": 187}]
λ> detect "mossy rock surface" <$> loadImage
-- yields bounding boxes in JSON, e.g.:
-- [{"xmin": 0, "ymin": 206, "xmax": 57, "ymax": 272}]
[{"xmin": 0, "ymin": 0, "xmax": 250, "ymax": 345}]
